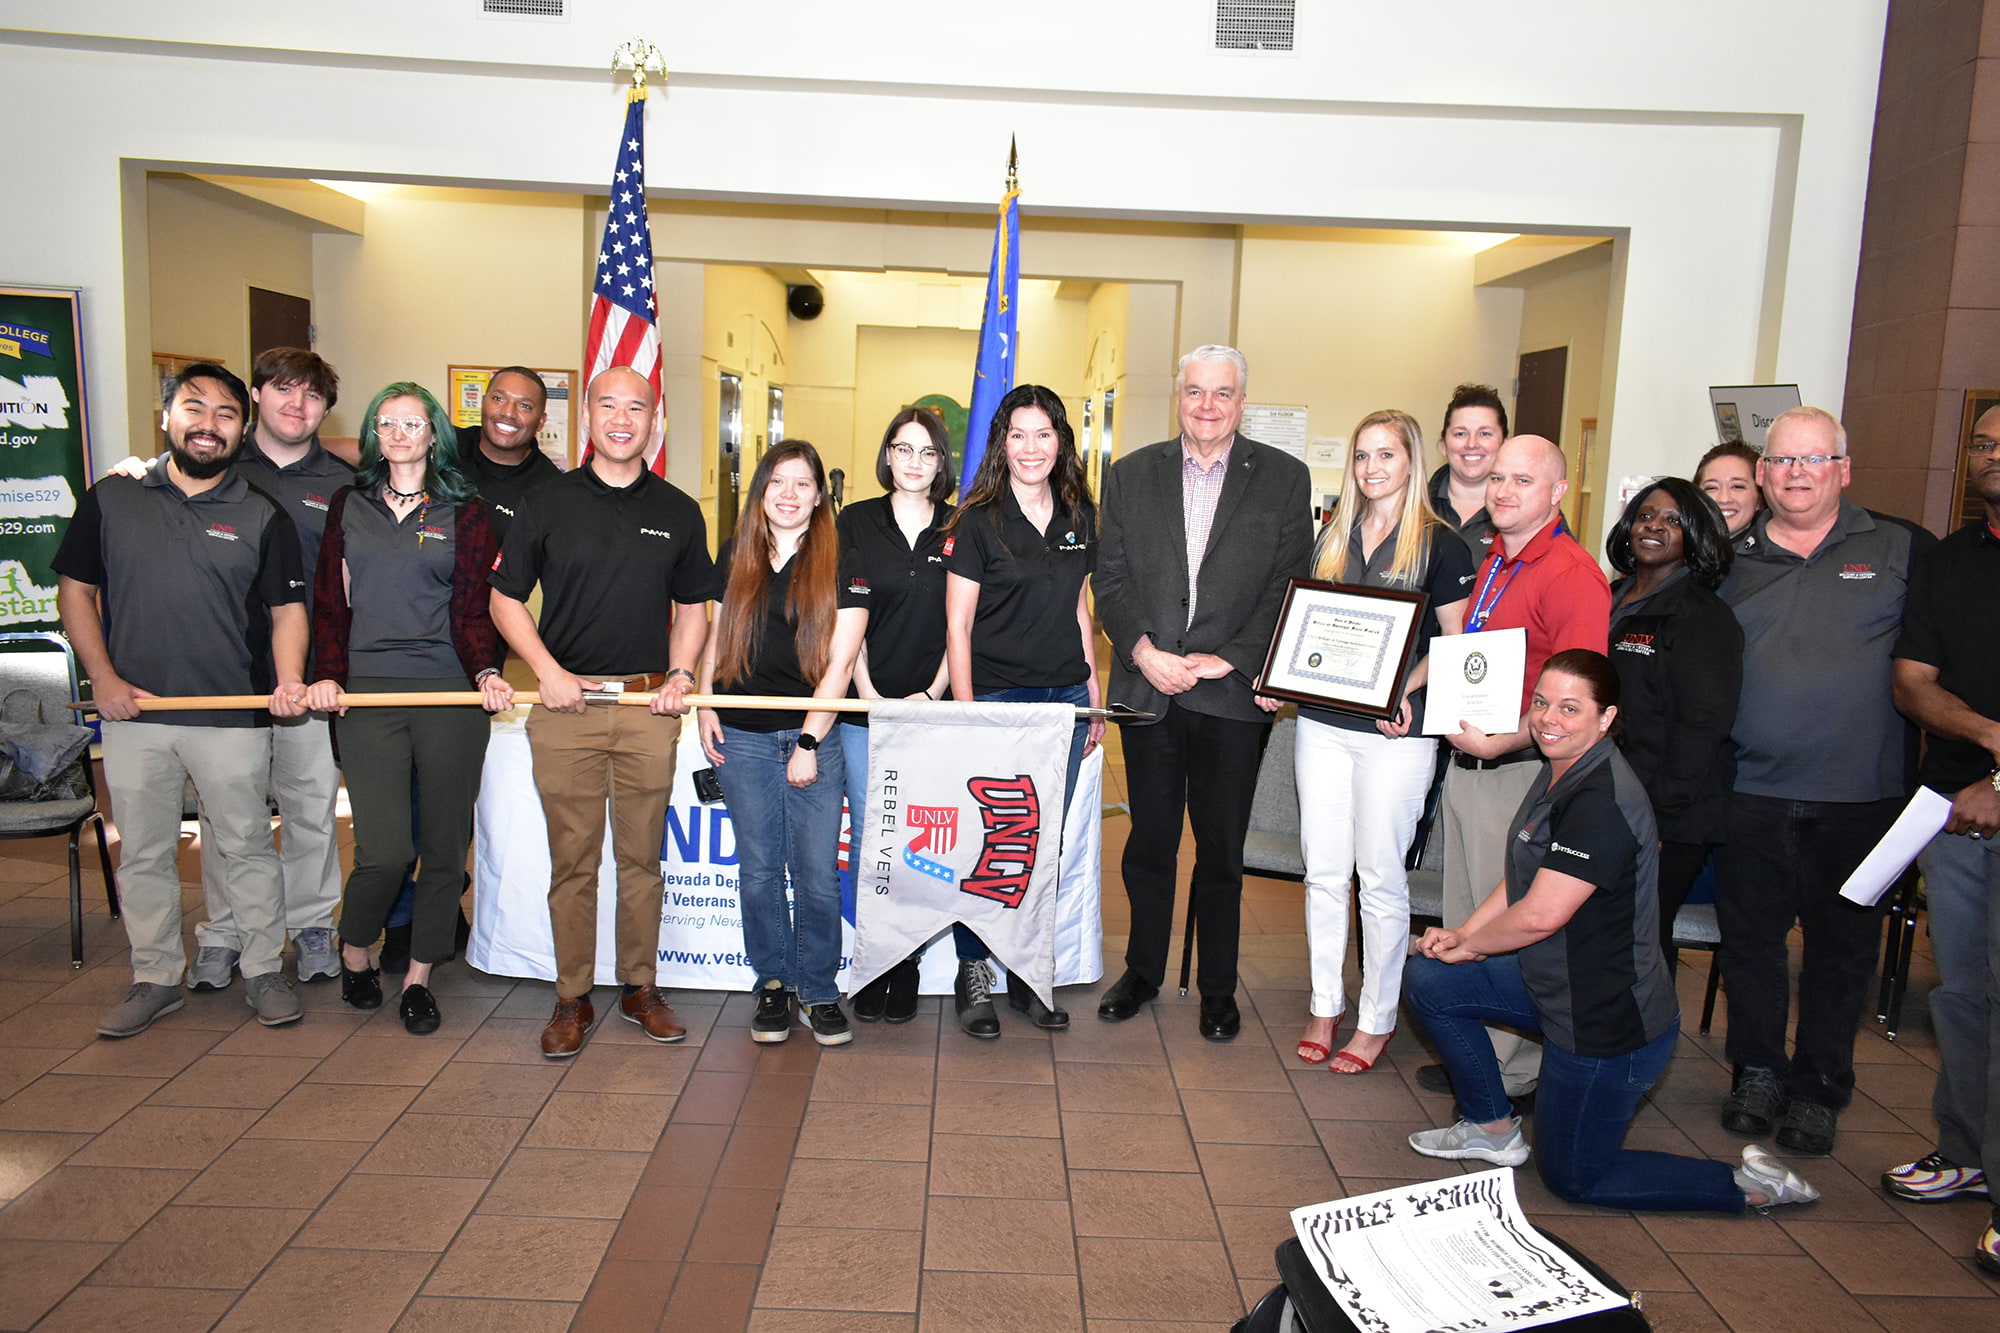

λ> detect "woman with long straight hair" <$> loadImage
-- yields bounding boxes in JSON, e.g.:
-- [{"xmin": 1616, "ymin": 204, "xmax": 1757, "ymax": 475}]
[
  {"xmin": 305, "ymin": 382, "xmax": 513, "ymax": 1035},
  {"xmin": 941, "ymin": 383, "xmax": 1101, "ymax": 1038},
  {"xmin": 1294, "ymin": 410, "xmax": 1473, "ymax": 1073},
  {"xmin": 698, "ymin": 440, "xmax": 870, "ymax": 1047},
  {"xmin": 837, "ymin": 408, "xmax": 955, "ymax": 1023}
]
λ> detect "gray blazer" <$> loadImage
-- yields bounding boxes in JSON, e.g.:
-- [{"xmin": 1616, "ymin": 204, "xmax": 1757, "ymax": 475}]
[{"xmin": 1096, "ymin": 434, "xmax": 1313, "ymax": 724}]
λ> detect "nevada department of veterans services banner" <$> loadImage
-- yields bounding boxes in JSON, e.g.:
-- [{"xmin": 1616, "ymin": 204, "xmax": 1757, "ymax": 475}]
[
  {"xmin": 0, "ymin": 287, "xmax": 88, "ymax": 633},
  {"xmin": 851, "ymin": 699, "xmax": 1075, "ymax": 1008}
]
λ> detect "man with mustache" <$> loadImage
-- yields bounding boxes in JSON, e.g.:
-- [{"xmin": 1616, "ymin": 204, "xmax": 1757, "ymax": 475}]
[
  {"xmin": 1881, "ymin": 403, "xmax": 2000, "ymax": 1271},
  {"xmin": 55, "ymin": 362, "xmax": 311, "ymax": 1036}
]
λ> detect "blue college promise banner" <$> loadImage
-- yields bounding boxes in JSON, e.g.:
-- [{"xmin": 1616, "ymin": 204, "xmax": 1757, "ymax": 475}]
[{"xmin": 0, "ymin": 286, "xmax": 90, "ymax": 632}]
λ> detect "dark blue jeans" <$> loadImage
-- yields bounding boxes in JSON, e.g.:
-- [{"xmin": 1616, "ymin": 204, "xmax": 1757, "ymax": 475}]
[
  {"xmin": 1405, "ymin": 953, "xmax": 1744, "ymax": 1212},
  {"xmin": 954, "ymin": 682, "xmax": 1091, "ymax": 962}
]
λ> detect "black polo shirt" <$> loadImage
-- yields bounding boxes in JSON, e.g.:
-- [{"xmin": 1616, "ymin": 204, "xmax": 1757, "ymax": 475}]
[
  {"xmin": 1721, "ymin": 502, "xmax": 1934, "ymax": 802},
  {"xmin": 1506, "ymin": 739, "xmax": 1677, "ymax": 1059},
  {"xmin": 236, "ymin": 437, "xmax": 354, "ymax": 614},
  {"xmin": 490, "ymin": 463, "xmax": 715, "ymax": 677},
  {"xmin": 1427, "ymin": 464, "xmax": 1498, "ymax": 560},
  {"xmin": 1301, "ymin": 518, "xmax": 1474, "ymax": 733},
  {"xmin": 458, "ymin": 426, "xmax": 563, "ymax": 541},
  {"xmin": 53, "ymin": 469, "xmax": 303, "ymax": 728},
  {"xmin": 339, "ymin": 489, "xmax": 461, "ymax": 678},
  {"xmin": 837, "ymin": 495, "xmax": 953, "ymax": 718},
  {"xmin": 1895, "ymin": 519, "xmax": 2000, "ymax": 795},
  {"xmin": 943, "ymin": 491, "xmax": 1095, "ymax": 693},
  {"xmin": 711, "ymin": 540, "xmax": 872, "ymax": 733}
]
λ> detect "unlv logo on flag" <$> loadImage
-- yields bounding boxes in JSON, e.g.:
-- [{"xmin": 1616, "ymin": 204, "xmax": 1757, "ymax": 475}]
[{"xmin": 903, "ymin": 806, "xmax": 960, "ymax": 883}]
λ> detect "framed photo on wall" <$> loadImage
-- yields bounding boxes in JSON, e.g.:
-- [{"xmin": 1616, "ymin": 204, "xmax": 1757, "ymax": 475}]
[{"xmin": 447, "ymin": 364, "xmax": 578, "ymax": 469}]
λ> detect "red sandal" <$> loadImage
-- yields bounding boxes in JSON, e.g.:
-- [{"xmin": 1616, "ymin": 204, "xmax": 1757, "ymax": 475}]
[
  {"xmin": 1329, "ymin": 1029, "xmax": 1393, "ymax": 1075},
  {"xmin": 1297, "ymin": 1018, "xmax": 1341, "ymax": 1066}
]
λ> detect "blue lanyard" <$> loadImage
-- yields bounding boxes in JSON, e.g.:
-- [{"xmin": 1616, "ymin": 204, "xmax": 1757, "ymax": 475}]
[{"xmin": 1465, "ymin": 553, "xmax": 1523, "ymax": 632}]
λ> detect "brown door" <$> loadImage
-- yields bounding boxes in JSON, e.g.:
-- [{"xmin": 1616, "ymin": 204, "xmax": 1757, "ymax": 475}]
[
  {"xmin": 1515, "ymin": 346, "xmax": 1569, "ymax": 446},
  {"xmin": 248, "ymin": 286, "xmax": 312, "ymax": 357}
]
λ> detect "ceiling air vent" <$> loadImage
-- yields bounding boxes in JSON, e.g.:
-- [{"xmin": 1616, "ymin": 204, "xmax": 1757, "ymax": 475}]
[
  {"xmin": 480, "ymin": 0, "xmax": 567, "ymax": 18},
  {"xmin": 1214, "ymin": 0, "xmax": 1295, "ymax": 53}
]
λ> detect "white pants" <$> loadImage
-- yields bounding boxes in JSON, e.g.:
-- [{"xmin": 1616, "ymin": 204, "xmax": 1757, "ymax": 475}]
[
  {"xmin": 196, "ymin": 713, "xmax": 342, "ymax": 947},
  {"xmin": 1294, "ymin": 717, "xmax": 1436, "ymax": 1033}
]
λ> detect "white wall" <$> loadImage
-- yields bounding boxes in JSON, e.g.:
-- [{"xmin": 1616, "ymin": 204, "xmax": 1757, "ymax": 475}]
[{"xmin": 1, "ymin": 2, "xmax": 1888, "ymax": 503}]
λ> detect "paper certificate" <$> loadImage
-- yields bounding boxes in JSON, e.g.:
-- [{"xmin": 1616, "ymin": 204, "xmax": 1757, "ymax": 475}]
[
  {"xmin": 1422, "ymin": 628, "xmax": 1527, "ymax": 736},
  {"xmin": 1256, "ymin": 580, "xmax": 1426, "ymax": 720},
  {"xmin": 1839, "ymin": 786, "xmax": 1952, "ymax": 906}
]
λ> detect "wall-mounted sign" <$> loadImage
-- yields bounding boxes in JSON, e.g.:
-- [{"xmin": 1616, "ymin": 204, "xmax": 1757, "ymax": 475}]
[
  {"xmin": 1707, "ymin": 384, "xmax": 1802, "ymax": 449},
  {"xmin": 448, "ymin": 364, "xmax": 577, "ymax": 469},
  {"xmin": 1243, "ymin": 403, "xmax": 1309, "ymax": 460}
]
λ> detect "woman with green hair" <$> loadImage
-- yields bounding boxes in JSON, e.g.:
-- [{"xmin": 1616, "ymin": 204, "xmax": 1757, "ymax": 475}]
[{"xmin": 304, "ymin": 382, "xmax": 514, "ymax": 1034}]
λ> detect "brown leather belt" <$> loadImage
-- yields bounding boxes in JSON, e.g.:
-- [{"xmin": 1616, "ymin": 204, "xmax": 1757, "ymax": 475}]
[
  {"xmin": 595, "ymin": 672, "xmax": 667, "ymax": 693},
  {"xmin": 1450, "ymin": 748, "xmax": 1538, "ymax": 771}
]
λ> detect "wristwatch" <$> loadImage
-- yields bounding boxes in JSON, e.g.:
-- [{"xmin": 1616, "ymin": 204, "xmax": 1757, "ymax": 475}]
[{"xmin": 796, "ymin": 732, "xmax": 820, "ymax": 753}]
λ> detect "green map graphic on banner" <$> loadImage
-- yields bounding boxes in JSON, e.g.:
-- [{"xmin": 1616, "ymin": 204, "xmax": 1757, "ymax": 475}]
[{"xmin": 0, "ymin": 286, "xmax": 89, "ymax": 633}]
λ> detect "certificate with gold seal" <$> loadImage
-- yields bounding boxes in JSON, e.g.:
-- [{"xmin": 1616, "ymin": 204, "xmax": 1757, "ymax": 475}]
[
  {"xmin": 1254, "ymin": 580, "xmax": 1427, "ymax": 720},
  {"xmin": 1421, "ymin": 627, "xmax": 1528, "ymax": 735}
]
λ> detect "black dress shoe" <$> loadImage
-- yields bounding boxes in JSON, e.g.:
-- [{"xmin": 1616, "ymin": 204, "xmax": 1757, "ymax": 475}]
[
  {"xmin": 399, "ymin": 983, "xmax": 441, "ymax": 1035},
  {"xmin": 340, "ymin": 962, "xmax": 383, "ymax": 1011},
  {"xmin": 1007, "ymin": 985, "xmax": 1070, "ymax": 1030},
  {"xmin": 883, "ymin": 958, "xmax": 921, "ymax": 1024},
  {"xmin": 1096, "ymin": 970, "xmax": 1159, "ymax": 1022},
  {"xmin": 1198, "ymin": 995, "xmax": 1241, "ymax": 1042}
]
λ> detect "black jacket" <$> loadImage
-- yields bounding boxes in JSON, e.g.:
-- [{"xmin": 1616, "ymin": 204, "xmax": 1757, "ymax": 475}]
[{"xmin": 1607, "ymin": 570, "xmax": 1742, "ymax": 845}]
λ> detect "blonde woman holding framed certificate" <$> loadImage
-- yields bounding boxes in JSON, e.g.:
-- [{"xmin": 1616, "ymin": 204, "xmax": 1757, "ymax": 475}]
[{"xmin": 1294, "ymin": 411, "xmax": 1474, "ymax": 1073}]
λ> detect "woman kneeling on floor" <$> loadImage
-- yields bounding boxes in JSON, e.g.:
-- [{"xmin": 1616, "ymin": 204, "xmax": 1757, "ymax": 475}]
[{"xmin": 1402, "ymin": 649, "xmax": 1818, "ymax": 1212}]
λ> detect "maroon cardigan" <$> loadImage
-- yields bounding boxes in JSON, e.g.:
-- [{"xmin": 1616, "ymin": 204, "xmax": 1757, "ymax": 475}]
[{"xmin": 309, "ymin": 486, "xmax": 504, "ymax": 686}]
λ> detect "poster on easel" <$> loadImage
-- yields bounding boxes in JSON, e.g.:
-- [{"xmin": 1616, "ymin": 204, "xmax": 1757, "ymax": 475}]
[{"xmin": 0, "ymin": 286, "xmax": 90, "ymax": 633}]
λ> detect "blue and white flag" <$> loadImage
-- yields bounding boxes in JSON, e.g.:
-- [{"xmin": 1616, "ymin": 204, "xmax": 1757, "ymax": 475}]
[{"xmin": 958, "ymin": 184, "xmax": 1020, "ymax": 492}]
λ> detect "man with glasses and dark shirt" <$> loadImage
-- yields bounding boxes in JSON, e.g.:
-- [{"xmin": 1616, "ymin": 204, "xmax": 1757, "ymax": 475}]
[
  {"xmin": 1716, "ymin": 406, "xmax": 1935, "ymax": 1157},
  {"xmin": 1878, "ymin": 404, "xmax": 2000, "ymax": 1272}
]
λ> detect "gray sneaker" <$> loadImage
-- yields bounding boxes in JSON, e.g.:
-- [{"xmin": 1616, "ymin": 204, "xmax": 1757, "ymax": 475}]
[
  {"xmin": 186, "ymin": 945, "xmax": 239, "ymax": 992},
  {"xmin": 1409, "ymin": 1117, "xmax": 1532, "ymax": 1167},
  {"xmin": 98, "ymin": 982, "xmax": 186, "ymax": 1038},
  {"xmin": 293, "ymin": 928, "xmax": 339, "ymax": 983},
  {"xmin": 244, "ymin": 972, "xmax": 303, "ymax": 1027},
  {"xmin": 1734, "ymin": 1144, "xmax": 1820, "ymax": 1210}
]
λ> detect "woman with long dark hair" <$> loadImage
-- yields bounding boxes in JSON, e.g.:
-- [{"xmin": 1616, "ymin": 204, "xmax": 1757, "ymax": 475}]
[
  {"xmin": 1695, "ymin": 440, "xmax": 1763, "ymax": 551},
  {"xmin": 941, "ymin": 383, "xmax": 1100, "ymax": 1038},
  {"xmin": 304, "ymin": 382, "xmax": 513, "ymax": 1034},
  {"xmin": 1294, "ymin": 410, "xmax": 1472, "ymax": 1073},
  {"xmin": 837, "ymin": 408, "xmax": 955, "ymax": 1023},
  {"xmin": 698, "ymin": 440, "xmax": 869, "ymax": 1047},
  {"xmin": 1603, "ymin": 477, "xmax": 1742, "ymax": 956}
]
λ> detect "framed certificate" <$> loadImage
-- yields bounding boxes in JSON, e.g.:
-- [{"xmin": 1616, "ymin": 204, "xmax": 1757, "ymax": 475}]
[{"xmin": 1255, "ymin": 580, "xmax": 1427, "ymax": 720}]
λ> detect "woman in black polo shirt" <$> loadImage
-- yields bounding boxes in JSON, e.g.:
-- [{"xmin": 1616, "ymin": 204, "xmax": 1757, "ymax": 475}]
[
  {"xmin": 1294, "ymin": 410, "xmax": 1473, "ymax": 1074},
  {"xmin": 835, "ymin": 408, "xmax": 955, "ymax": 1024},
  {"xmin": 1401, "ymin": 651, "xmax": 1818, "ymax": 1212},
  {"xmin": 697, "ymin": 440, "xmax": 869, "ymax": 1048},
  {"xmin": 941, "ymin": 383, "xmax": 1100, "ymax": 1038},
  {"xmin": 303, "ymin": 382, "xmax": 513, "ymax": 1035},
  {"xmin": 1604, "ymin": 478, "xmax": 1742, "ymax": 958}
]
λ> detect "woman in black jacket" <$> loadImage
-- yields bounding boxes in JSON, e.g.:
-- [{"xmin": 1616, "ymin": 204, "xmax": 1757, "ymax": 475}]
[{"xmin": 1603, "ymin": 477, "xmax": 1743, "ymax": 957}]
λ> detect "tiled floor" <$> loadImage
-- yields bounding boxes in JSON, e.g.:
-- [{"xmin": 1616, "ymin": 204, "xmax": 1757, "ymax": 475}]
[{"xmin": 0, "ymin": 756, "xmax": 1994, "ymax": 1331}]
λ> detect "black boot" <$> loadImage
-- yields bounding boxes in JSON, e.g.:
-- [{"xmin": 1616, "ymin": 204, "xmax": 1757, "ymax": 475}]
[
  {"xmin": 1007, "ymin": 981, "xmax": 1070, "ymax": 1030},
  {"xmin": 884, "ymin": 957, "xmax": 922, "ymax": 1024},
  {"xmin": 955, "ymin": 959, "xmax": 999, "ymax": 1039},
  {"xmin": 853, "ymin": 973, "xmax": 891, "ymax": 1022},
  {"xmin": 380, "ymin": 922, "xmax": 413, "ymax": 975}
]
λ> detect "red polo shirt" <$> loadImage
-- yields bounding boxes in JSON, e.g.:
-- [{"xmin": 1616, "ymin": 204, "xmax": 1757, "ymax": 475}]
[{"xmin": 1467, "ymin": 516, "xmax": 1611, "ymax": 714}]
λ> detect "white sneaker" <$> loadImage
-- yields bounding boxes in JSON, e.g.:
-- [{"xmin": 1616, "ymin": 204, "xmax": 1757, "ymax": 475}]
[
  {"xmin": 1409, "ymin": 1117, "xmax": 1531, "ymax": 1167},
  {"xmin": 1735, "ymin": 1144, "xmax": 1820, "ymax": 1210},
  {"xmin": 292, "ymin": 928, "xmax": 339, "ymax": 983}
]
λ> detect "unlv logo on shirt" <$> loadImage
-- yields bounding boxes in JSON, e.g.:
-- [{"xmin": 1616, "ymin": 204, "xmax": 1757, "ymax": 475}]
[{"xmin": 1839, "ymin": 563, "xmax": 1876, "ymax": 580}]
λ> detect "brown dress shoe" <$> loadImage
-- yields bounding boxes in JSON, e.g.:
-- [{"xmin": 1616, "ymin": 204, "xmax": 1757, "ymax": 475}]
[
  {"xmin": 619, "ymin": 986, "xmax": 688, "ymax": 1043},
  {"xmin": 541, "ymin": 995, "xmax": 595, "ymax": 1059}
]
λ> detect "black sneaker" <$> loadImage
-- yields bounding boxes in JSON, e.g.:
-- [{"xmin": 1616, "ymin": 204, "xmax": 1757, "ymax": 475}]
[
  {"xmin": 1775, "ymin": 1099, "xmax": 1838, "ymax": 1156},
  {"xmin": 1721, "ymin": 1066, "xmax": 1788, "ymax": 1136},
  {"xmin": 751, "ymin": 980, "xmax": 792, "ymax": 1044},
  {"xmin": 806, "ymin": 1002, "xmax": 852, "ymax": 1047}
]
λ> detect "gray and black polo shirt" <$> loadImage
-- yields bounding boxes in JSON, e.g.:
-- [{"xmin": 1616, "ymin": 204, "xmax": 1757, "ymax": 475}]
[
  {"xmin": 1721, "ymin": 501, "xmax": 1935, "ymax": 803},
  {"xmin": 53, "ymin": 469, "xmax": 304, "ymax": 727},
  {"xmin": 236, "ymin": 437, "xmax": 355, "ymax": 613},
  {"xmin": 338, "ymin": 490, "xmax": 461, "ymax": 678},
  {"xmin": 1506, "ymin": 739, "xmax": 1677, "ymax": 1058},
  {"xmin": 1427, "ymin": 464, "xmax": 1498, "ymax": 560}
]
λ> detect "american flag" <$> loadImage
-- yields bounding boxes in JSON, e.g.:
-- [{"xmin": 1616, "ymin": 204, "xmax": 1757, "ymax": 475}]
[{"xmin": 585, "ymin": 93, "xmax": 666, "ymax": 475}]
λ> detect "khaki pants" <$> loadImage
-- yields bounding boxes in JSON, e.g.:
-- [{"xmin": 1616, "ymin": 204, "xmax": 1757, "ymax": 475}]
[
  {"xmin": 101, "ymin": 721, "xmax": 283, "ymax": 985},
  {"xmin": 196, "ymin": 713, "xmax": 342, "ymax": 946},
  {"xmin": 525, "ymin": 702, "xmax": 680, "ymax": 999},
  {"xmin": 1440, "ymin": 758, "xmax": 1544, "ymax": 1095}
]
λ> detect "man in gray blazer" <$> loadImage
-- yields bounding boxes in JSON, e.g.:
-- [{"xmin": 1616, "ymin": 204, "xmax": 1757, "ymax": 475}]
[{"xmin": 1095, "ymin": 345, "xmax": 1314, "ymax": 1039}]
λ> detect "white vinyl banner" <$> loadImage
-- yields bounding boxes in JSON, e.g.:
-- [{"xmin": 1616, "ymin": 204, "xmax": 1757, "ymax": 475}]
[
  {"xmin": 849, "ymin": 700, "xmax": 1074, "ymax": 1007},
  {"xmin": 468, "ymin": 710, "xmax": 1105, "ymax": 995}
]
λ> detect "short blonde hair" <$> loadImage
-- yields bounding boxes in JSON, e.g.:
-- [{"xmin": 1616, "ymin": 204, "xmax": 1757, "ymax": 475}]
[{"xmin": 1766, "ymin": 406, "xmax": 1848, "ymax": 457}]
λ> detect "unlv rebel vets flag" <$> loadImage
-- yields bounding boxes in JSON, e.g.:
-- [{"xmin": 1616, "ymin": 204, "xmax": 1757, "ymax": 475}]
[
  {"xmin": 586, "ymin": 88, "xmax": 667, "ymax": 475},
  {"xmin": 851, "ymin": 700, "xmax": 1073, "ymax": 1008}
]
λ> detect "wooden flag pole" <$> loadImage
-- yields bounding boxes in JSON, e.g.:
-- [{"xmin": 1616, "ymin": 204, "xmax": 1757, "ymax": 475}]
[{"xmin": 68, "ymin": 693, "xmax": 1143, "ymax": 719}]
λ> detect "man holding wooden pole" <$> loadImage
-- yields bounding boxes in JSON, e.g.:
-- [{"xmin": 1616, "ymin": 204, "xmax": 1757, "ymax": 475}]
[
  {"xmin": 489, "ymin": 367, "xmax": 716, "ymax": 1058},
  {"xmin": 55, "ymin": 362, "xmax": 312, "ymax": 1037}
]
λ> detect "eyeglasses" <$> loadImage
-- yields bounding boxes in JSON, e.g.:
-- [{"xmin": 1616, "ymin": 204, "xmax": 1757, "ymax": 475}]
[
  {"xmin": 1762, "ymin": 453, "xmax": 1841, "ymax": 469},
  {"xmin": 1969, "ymin": 436, "xmax": 1999, "ymax": 456},
  {"xmin": 374, "ymin": 417, "xmax": 431, "ymax": 437},
  {"xmin": 890, "ymin": 444, "xmax": 941, "ymax": 463}
]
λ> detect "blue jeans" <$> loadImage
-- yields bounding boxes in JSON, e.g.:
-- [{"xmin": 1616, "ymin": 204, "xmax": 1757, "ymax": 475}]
[
  {"xmin": 714, "ymin": 725, "xmax": 848, "ymax": 1006},
  {"xmin": 1919, "ymin": 828, "xmax": 2000, "ymax": 1224},
  {"xmin": 955, "ymin": 682, "xmax": 1090, "ymax": 962},
  {"xmin": 1405, "ymin": 953, "xmax": 1744, "ymax": 1212}
]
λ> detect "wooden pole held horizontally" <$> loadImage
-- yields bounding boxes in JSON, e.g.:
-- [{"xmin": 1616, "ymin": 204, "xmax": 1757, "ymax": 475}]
[{"xmin": 67, "ymin": 693, "xmax": 1145, "ymax": 719}]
